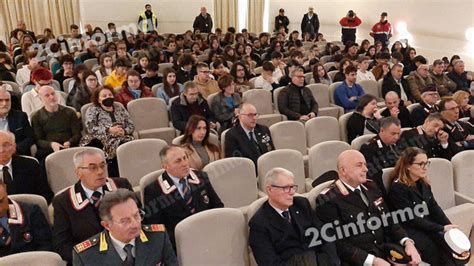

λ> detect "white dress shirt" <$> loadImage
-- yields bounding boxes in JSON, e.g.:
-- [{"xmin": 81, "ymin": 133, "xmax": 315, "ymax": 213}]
[{"xmin": 109, "ymin": 233, "xmax": 136, "ymax": 261}]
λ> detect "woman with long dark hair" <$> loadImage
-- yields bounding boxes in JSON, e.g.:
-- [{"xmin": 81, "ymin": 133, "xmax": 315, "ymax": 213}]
[
  {"xmin": 179, "ymin": 115, "xmax": 220, "ymax": 170},
  {"xmin": 155, "ymin": 68, "xmax": 184, "ymax": 104},
  {"xmin": 388, "ymin": 147, "xmax": 467, "ymax": 265},
  {"xmin": 346, "ymin": 94, "xmax": 381, "ymax": 143}
]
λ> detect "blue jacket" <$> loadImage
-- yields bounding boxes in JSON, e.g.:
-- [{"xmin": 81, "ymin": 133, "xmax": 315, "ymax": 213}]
[{"xmin": 334, "ymin": 81, "xmax": 365, "ymax": 112}]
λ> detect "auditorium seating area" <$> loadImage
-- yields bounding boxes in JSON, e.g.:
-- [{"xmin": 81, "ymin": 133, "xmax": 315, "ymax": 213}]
[{"xmin": 1, "ymin": 6, "xmax": 474, "ymax": 264}]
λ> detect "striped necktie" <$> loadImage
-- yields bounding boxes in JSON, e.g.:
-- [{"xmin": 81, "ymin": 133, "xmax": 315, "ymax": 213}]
[{"xmin": 179, "ymin": 178, "xmax": 195, "ymax": 213}]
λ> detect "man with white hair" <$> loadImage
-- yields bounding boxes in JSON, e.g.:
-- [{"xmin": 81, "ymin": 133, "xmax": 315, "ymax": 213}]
[
  {"xmin": 447, "ymin": 59, "xmax": 473, "ymax": 92},
  {"xmin": 79, "ymin": 40, "xmax": 99, "ymax": 62},
  {"xmin": 193, "ymin": 6, "xmax": 213, "ymax": 33},
  {"xmin": 249, "ymin": 167, "xmax": 340, "ymax": 265},
  {"xmin": 0, "ymin": 86, "xmax": 33, "ymax": 155},
  {"xmin": 316, "ymin": 150, "xmax": 421, "ymax": 265},
  {"xmin": 52, "ymin": 149, "xmax": 133, "ymax": 264}
]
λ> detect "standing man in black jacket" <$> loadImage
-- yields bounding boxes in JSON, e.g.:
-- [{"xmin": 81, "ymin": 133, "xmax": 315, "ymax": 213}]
[
  {"xmin": 193, "ymin": 7, "xmax": 213, "ymax": 33},
  {"xmin": 301, "ymin": 7, "xmax": 319, "ymax": 40},
  {"xmin": 274, "ymin": 8, "xmax": 289, "ymax": 33}
]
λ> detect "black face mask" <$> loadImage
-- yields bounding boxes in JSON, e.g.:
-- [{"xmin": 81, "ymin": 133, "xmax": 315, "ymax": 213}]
[{"xmin": 102, "ymin": 97, "xmax": 114, "ymax": 107}]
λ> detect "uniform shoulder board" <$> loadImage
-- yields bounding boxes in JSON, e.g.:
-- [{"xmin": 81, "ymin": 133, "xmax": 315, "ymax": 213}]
[
  {"xmin": 320, "ymin": 182, "xmax": 337, "ymax": 195},
  {"xmin": 74, "ymin": 235, "xmax": 99, "ymax": 253},
  {"xmin": 142, "ymin": 224, "xmax": 166, "ymax": 232}
]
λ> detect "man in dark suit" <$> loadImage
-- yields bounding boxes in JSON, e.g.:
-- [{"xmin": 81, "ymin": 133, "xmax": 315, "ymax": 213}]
[
  {"xmin": 0, "ymin": 181, "xmax": 51, "ymax": 257},
  {"xmin": 225, "ymin": 103, "xmax": 275, "ymax": 170},
  {"xmin": 360, "ymin": 117, "xmax": 402, "ymax": 196},
  {"xmin": 0, "ymin": 131, "xmax": 52, "ymax": 202},
  {"xmin": 382, "ymin": 63, "xmax": 413, "ymax": 104},
  {"xmin": 52, "ymin": 149, "xmax": 133, "ymax": 264},
  {"xmin": 73, "ymin": 189, "xmax": 177, "ymax": 265},
  {"xmin": 381, "ymin": 91, "xmax": 412, "ymax": 128},
  {"xmin": 143, "ymin": 145, "xmax": 223, "ymax": 247},
  {"xmin": 301, "ymin": 7, "xmax": 319, "ymax": 39},
  {"xmin": 0, "ymin": 88, "xmax": 34, "ymax": 155},
  {"xmin": 410, "ymin": 84, "xmax": 440, "ymax": 126},
  {"xmin": 249, "ymin": 167, "xmax": 340, "ymax": 265},
  {"xmin": 439, "ymin": 96, "xmax": 474, "ymax": 154},
  {"xmin": 316, "ymin": 150, "xmax": 422, "ymax": 265},
  {"xmin": 399, "ymin": 113, "xmax": 455, "ymax": 160}
]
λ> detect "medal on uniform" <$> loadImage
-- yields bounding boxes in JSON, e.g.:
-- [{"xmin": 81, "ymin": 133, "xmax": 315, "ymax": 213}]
[
  {"xmin": 201, "ymin": 191, "xmax": 209, "ymax": 204},
  {"xmin": 23, "ymin": 232, "xmax": 32, "ymax": 243}
]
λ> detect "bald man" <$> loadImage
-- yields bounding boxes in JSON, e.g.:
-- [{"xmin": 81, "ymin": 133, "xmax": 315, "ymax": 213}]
[
  {"xmin": 193, "ymin": 6, "xmax": 213, "ymax": 33},
  {"xmin": 316, "ymin": 150, "xmax": 421, "ymax": 266},
  {"xmin": 380, "ymin": 91, "xmax": 412, "ymax": 128}
]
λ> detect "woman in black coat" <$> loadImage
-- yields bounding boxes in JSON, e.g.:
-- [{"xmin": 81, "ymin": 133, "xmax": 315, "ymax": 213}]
[
  {"xmin": 346, "ymin": 94, "xmax": 381, "ymax": 143},
  {"xmin": 388, "ymin": 147, "xmax": 465, "ymax": 265}
]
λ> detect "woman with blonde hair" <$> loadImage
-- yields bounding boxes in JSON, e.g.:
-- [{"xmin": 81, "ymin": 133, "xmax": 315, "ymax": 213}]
[
  {"xmin": 452, "ymin": 90, "xmax": 472, "ymax": 119},
  {"xmin": 388, "ymin": 147, "xmax": 463, "ymax": 265}
]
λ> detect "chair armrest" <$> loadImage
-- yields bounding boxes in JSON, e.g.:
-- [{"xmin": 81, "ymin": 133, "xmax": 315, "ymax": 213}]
[
  {"xmin": 455, "ymin": 191, "xmax": 474, "ymax": 205},
  {"xmin": 257, "ymin": 190, "xmax": 267, "ymax": 198}
]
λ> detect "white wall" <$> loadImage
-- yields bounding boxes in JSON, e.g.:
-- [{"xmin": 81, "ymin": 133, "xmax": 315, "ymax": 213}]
[
  {"xmin": 79, "ymin": 0, "xmax": 213, "ymax": 34},
  {"xmin": 78, "ymin": 0, "xmax": 474, "ymax": 69},
  {"xmin": 268, "ymin": 0, "xmax": 474, "ymax": 69}
]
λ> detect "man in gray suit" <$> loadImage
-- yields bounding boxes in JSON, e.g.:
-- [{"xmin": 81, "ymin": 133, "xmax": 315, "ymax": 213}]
[{"xmin": 72, "ymin": 189, "xmax": 177, "ymax": 266}]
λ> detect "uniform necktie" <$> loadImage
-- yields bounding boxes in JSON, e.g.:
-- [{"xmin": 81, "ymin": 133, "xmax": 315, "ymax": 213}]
[
  {"xmin": 282, "ymin": 210, "xmax": 291, "ymax": 224},
  {"xmin": 179, "ymin": 178, "xmax": 195, "ymax": 213},
  {"xmin": 123, "ymin": 244, "xmax": 134, "ymax": 266},
  {"xmin": 354, "ymin": 188, "xmax": 369, "ymax": 206},
  {"xmin": 248, "ymin": 131, "xmax": 261, "ymax": 155},
  {"xmin": 2, "ymin": 166, "xmax": 12, "ymax": 186},
  {"xmin": 90, "ymin": 191, "xmax": 102, "ymax": 208}
]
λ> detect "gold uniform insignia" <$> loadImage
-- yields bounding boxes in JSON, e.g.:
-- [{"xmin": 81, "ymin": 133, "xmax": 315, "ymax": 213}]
[
  {"xmin": 74, "ymin": 237, "xmax": 99, "ymax": 253},
  {"xmin": 390, "ymin": 250, "xmax": 403, "ymax": 261}
]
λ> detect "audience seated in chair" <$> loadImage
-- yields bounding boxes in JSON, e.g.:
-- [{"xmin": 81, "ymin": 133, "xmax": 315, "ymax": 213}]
[
  {"xmin": 114, "ymin": 70, "xmax": 153, "ymax": 108},
  {"xmin": 334, "ymin": 64, "xmax": 365, "ymax": 112},
  {"xmin": 277, "ymin": 66, "xmax": 318, "ymax": 121},
  {"xmin": 179, "ymin": 115, "xmax": 220, "ymax": 170},
  {"xmin": 143, "ymin": 145, "xmax": 223, "ymax": 247},
  {"xmin": 382, "ymin": 63, "xmax": 413, "ymax": 105},
  {"xmin": 380, "ymin": 91, "xmax": 412, "ymax": 128},
  {"xmin": 170, "ymin": 81, "xmax": 217, "ymax": 132},
  {"xmin": 52, "ymin": 149, "xmax": 133, "ymax": 264},
  {"xmin": 346, "ymin": 94, "xmax": 381, "ymax": 143},
  {"xmin": 407, "ymin": 63, "xmax": 434, "ymax": 102},
  {"xmin": 104, "ymin": 58, "xmax": 130, "ymax": 93},
  {"xmin": 210, "ymin": 75, "xmax": 242, "ymax": 131},
  {"xmin": 410, "ymin": 84, "xmax": 440, "ymax": 126},
  {"xmin": 0, "ymin": 181, "xmax": 52, "ymax": 257},
  {"xmin": 31, "ymin": 85, "xmax": 81, "ymax": 162},
  {"xmin": 80, "ymin": 86, "xmax": 134, "ymax": 177},
  {"xmin": 68, "ymin": 70, "xmax": 98, "ymax": 112},
  {"xmin": 193, "ymin": 62, "xmax": 219, "ymax": 99},
  {"xmin": 155, "ymin": 67, "xmax": 184, "ymax": 105}
]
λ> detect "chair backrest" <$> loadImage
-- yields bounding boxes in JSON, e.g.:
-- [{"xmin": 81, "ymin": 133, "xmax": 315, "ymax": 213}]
[
  {"xmin": 9, "ymin": 194, "xmax": 50, "ymax": 226},
  {"xmin": 269, "ymin": 121, "xmax": 307, "ymax": 155},
  {"xmin": 220, "ymin": 128, "xmax": 230, "ymax": 157},
  {"xmin": 206, "ymin": 92, "xmax": 220, "ymax": 110},
  {"xmin": 351, "ymin": 134, "xmax": 376, "ymax": 150},
  {"xmin": 452, "ymin": 151, "xmax": 474, "ymax": 199},
  {"xmin": 382, "ymin": 167, "xmax": 394, "ymax": 192},
  {"xmin": 257, "ymin": 149, "xmax": 306, "ymax": 193},
  {"xmin": 1, "ymin": 81, "xmax": 21, "ymax": 94},
  {"xmin": 127, "ymin": 98, "xmax": 170, "ymax": 130},
  {"xmin": 175, "ymin": 208, "xmax": 249, "ymax": 266},
  {"xmin": 158, "ymin": 63, "xmax": 173, "ymax": 74},
  {"xmin": 323, "ymin": 62, "xmax": 336, "ymax": 72},
  {"xmin": 242, "ymin": 89, "xmax": 273, "ymax": 115},
  {"xmin": 307, "ymin": 83, "xmax": 330, "ymax": 108},
  {"xmin": 304, "ymin": 72, "xmax": 313, "ymax": 84},
  {"xmin": 338, "ymin": 111, "xmax": 353, "ymax": 142},
  {"xmin": 305, "ymin": 116, "xmax": 340, "ymax": 147},
  {"xmin": 428, "ymin": 158, "xmax": 456, "ymax": 209},
  {"xmin": 308, "ymin": 141, "xmax": 351, "ymax": 180},
  {"xmin": 46, "ymin": 147, "xmax": 104, "ymax": 194},
  {"xmin": 203, "ymin": 158, "xmax": 257, "ymax": 208},
  {"xmin": 377, "ymin": 79, "xmax": 384, "ymax": 97},
  {"xmin": 116, "ymin": 139, "xmax": 168, "ymax": 188},
  {"xmin": 319, "ymin": 55, "xmax": 332, "ymax": 64},
  {"xmin": 0, "ymin": 251, "xmax": 64, "ymax": 266},
  {"xmin": 407, "ymin": 103, "xmax": 420, "ymax": 113},
  {"xmin": 328, "ymin": 81, "xmax": 342, "ymax": 104},
  {"xmin": 327, "ymin": 70, "xmax": 338, "ymax": 82},
  {"xmin": 84, "ymin": 58, "xmax": 98, "ymax": 70},
  {"xmin": 272, "ymin": 86, "xmax": 286, "ymax": 114},
  {"xmin": 303, "ymin": 180, "xmax": 335, "ymax": 210},
  {"xmin": 139, "ymin": 169, "xmax": 166, "ymax": 204},
  {"xmin": 151, "ymin": 83, "xmax": 161, "ymax": 96},
  {"xmin": 80, "ymin": 103, "xmax": 93, "ymax": 129},
  {"xmin": 62, "ymin": 77, "xmax": 75, "ymax": 94},
  {"xmin": 358, "ymin": 80, "xmax": 380, "ymax": 100}
]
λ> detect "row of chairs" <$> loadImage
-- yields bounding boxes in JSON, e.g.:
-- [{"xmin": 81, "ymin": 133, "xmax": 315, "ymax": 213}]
[{"xmin": 9, "ymin": 152, "xmax": 474, "ymax": 265}]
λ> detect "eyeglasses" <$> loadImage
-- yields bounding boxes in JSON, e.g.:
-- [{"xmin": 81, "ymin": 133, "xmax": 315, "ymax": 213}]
[
  {"xmin": 240, "ymin": 113, "xmax": 259, "ymax": 118},
  {"xmin": 78, "ymin": 162, "xmax": 107, "ymax": 172},
  {"xmin": 412, "ymin": 161, "xmax": 431, "ymax": 168},
  {"xmin": 271, "ymin": 184, "xmax": 298, "ymax": 193},
  {"xmin": 111, "ymin": 209, "xmax": 145, "ymax": 227}
]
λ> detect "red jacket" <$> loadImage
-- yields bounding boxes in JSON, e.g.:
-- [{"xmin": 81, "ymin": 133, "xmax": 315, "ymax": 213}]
[
  {"xmin": 370, "ymin": 21, "xmax": 392, "ymax": 37},
  {"xmin": 115, "ymin": 86, "xmax": 154, "ymax": 108},
  {"xmin": 339, "ymin": 16, "xmax": 362, "ymax": 28}
]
